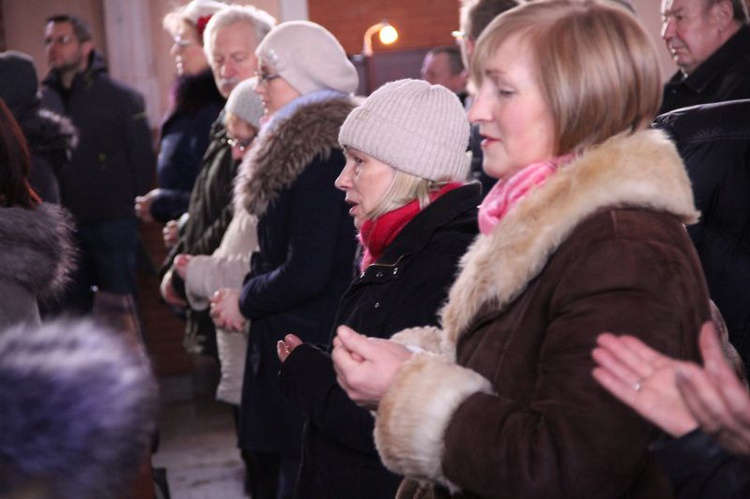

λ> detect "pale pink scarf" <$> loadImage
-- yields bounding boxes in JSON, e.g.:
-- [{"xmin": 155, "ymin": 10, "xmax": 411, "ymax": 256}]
[{"xmin": 478, "ymin": 155, "xmax": 573, "ymax": 235}]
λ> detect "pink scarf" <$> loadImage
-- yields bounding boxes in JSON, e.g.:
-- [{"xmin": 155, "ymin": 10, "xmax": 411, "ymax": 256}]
[{"xmin": 478, "ymin": 155, "xmax": 573, "ymax": 235}]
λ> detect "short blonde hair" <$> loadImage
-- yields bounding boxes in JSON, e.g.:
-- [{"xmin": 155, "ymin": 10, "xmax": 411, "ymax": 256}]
[
  {"xmin": 367, "ymin": 171, "xmax": 449, "ymax": 220},
  {"xmin": 471, "ymin": 0, "xmax": 662, "ymax": 154}
]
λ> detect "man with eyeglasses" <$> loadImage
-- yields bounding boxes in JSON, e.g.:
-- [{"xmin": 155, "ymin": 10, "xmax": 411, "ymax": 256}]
[
  {"xmin": 40, "ymin": 14, "xmax": 155, "ymax": 316},
  {"xmin": 160, "ymin": 5, "xmax": 275, "ymax": 362}
]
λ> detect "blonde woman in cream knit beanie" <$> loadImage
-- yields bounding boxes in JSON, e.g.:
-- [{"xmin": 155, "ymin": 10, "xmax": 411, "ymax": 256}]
[
  {"xmin": 337, "ymin": 78, "xmax": 471, "ymax": 225},
  {"xmin": 276, "ymin": 79, "xmax": 480, "ymax": 499}
]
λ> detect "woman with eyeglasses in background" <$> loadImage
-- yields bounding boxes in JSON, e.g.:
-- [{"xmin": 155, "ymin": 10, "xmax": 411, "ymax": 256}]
[
  {"xmin": 171, "ymin": 77, "xmax": 262, "ymax": 419},
  {"xmin": 135, "ymin": 0, "xmax": 226, "ymax": 224},
  {"xmin": 208, "ymin": 21, "xmax": 359, "ymax": 499}
]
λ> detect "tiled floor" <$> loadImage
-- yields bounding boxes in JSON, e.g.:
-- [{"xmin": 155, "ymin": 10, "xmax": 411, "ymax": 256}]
[{"xmin": 152, "ymin": 360, "xmax": 249, "ymax": 499}]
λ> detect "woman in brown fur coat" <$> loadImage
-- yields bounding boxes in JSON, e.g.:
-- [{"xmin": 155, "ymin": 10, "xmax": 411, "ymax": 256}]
[{"xmin": 333, "ymin": 2, "xmax": 710, "ymax": 498}]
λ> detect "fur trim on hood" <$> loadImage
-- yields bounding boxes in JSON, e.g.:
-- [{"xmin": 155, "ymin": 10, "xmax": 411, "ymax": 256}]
[
  {"xmin": 233, "ymin": 96, "xmax": 356, "ymax": 217},
  {"xmin": 0, "ymin": 203, "xmax": 76, "ymax": 299},
  {"xmin": 441, "ymin": 128, "xmax": 698, "ymax": 344}
]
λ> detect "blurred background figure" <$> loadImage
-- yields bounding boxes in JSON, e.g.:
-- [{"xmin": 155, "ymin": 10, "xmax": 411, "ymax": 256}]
[
  {"xmin": 0, "ymin": 319, "xmax": 158, "ymax": 499},
  {"xmin": 159, "ymin": 5, "xmax": 275, "ymax": 359},
  {"xmin": 135, "ymin": 0, "xmax": 227, "ymax": 224},
  {"xmin": 0, "ymin": 99, "xmax": 74, "ymax": 330},
  {"xmin": 0, "ymin": 50, "xmax": 77, "ymax": 204},
  {"xmin": 41, "ymin": 14, "xmax": 155, "ymax": 315},
  {"xmin": 420, "ymin": 45, "xmax": 468, "ymax": 106},
  {"xmin": 174, "ymin": 76, "xmax": 263, "ymax": 412}
]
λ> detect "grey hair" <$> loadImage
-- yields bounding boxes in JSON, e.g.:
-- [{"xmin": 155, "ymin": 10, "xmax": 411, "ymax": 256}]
[
  {"xmin": 203, "ymin": 5, "xmax": 276, "ymax": 64},
  {"xmin": 705, "ymin": 0, "xmax": 750, "ymax": 22}
]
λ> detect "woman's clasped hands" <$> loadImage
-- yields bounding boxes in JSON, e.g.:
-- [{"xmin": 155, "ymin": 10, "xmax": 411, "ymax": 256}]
[
  {"xmin": 331, "ymin": 325, "xmax": 414, "ymax": 410},
  {"xmin": 210, "ymin": 288, "xmax": 247, "ymax": 333}
]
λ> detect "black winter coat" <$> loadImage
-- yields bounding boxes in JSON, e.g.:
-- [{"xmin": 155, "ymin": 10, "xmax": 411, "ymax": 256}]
[
  {"xmin": 659, "ymin": 25, "xmax": 750, "ymax": 115},
  {"xmin": 279, "ymin": 184, "xmax": 481, "ymax": 499},
  {"xmin": 235, "ymin": 96, "xmax": 359, "ymax": 456},
  {"xmin": 151, "ymin": 69, "xmax": 224, "ymax": 222},
  {"xmin": 162, "ymin": 111, "xmax": 236, "ymax": 356},
  {"xmin": 652, "ymin": 430, "xmax": 750, "ymax": 498},
  {"xmin": 654, "ymin": 99, "xmax": 750, "ymax": 371},
  {"xmin": 41, "ymin": 51, "xmax": 155, "ymax": 224}
]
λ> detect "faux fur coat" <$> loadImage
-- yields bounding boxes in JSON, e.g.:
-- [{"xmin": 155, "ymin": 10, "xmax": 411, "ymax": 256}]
[
  {"xmin": 0, "ymin": 203, "xmax": 75, "ymax": 329},
  {"xmin": 374, "ymin": 129, "xmax": 712, "ymax": 498},
  {"xmin": 234, "ymin": 95, "xmax": 359, "ymax": 455}
]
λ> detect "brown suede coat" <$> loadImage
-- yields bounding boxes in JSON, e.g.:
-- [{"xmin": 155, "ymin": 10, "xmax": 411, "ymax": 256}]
[{"xmin": 374, "ymin": 130, "xmax": 711, "ymax": 498}]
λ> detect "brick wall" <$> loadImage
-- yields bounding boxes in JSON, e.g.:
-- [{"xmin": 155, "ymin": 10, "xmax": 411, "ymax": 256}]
[{"xmin": 0, "ymin": 1, "xmax": 6, "ymax": 52}]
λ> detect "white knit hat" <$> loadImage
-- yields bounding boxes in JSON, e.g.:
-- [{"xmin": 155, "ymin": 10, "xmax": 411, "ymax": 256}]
[
  {"xmin": 163, "ymin": 0, "xmax": 227, "ymax": 37},
  {"xmin": 180, "ymin": 0, "xmax": 227, "ymax": 29},
  {"xmin": 225, "ymin": 77, "xmax": 263, "ymax": 128},
  {"xmin": 255, "ymin": 21, "xmax": 358, "ymax": 95},
  {"xmin": 338, "ymin": 79, "xmax": 471, "ymax": 181}
]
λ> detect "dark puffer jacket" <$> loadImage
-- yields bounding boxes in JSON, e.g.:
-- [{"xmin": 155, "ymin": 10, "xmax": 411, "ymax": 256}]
[
  {"xmin": 41, "ymin": 51, "xmax": 155, "ymax": 225},
  {"xmin": 654, "ymin": 99, "xmax": 750, "ymax": 372}
]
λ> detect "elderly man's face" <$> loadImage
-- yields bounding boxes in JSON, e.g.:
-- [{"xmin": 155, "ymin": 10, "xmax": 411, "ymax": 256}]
[
  {"xmin": 660, "ymin": 0, "xmax": 730, "ymax": 75},
  {"xmin": 208, "ymin": 21, "xmax": 259, "ymax": 98}
]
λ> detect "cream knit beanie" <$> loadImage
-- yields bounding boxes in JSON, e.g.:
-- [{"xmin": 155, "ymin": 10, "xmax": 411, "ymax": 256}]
[
  {"xmin": 255, "ymin": 21, "xmax": 358, "ymax": 95},
  {"xmin": 225, "ymin": 78, "xmax": 263, "ymax": 128},
  {"xmin": 338, "ymin": 79, "xmax": 470, "ymax": 181}
]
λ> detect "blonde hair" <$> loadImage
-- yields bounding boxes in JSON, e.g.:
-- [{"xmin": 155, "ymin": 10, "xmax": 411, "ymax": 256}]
[
  {"xmin": 367, "ymin": 171, "xmax": 449, "ymax": 220},
  {"xmin": 471, "ymin": 0, "xmax": 662, "ymax": 154}
]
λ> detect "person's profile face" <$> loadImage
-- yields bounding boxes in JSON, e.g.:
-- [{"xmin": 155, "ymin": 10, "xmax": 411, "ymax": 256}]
[
  {"xmin": 467, "ymin": 33, "xmax": 556, "ymax": 182},
  {"xmin": 660, "ymin": 0, "xmax": 728, "ymax": 74},
  {"xmin": 225, "ymin": 113, "xmax": 257, "ymax": 161},
  {"xmin": 335, "ymin": 148, "xmax": 396, "ymax": 229},
  {"xmin": 170, "ymin": 21, "xmax": 208, "ymax": 76}
]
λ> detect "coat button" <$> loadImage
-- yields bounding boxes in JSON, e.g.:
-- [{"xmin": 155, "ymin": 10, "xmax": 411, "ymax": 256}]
[
  {"xmin": 374, "ymin": 302, "xmax": 380, "ymax": 308},
  {"xmin": 393, "ymin": 267, "xmax": 399, "ymax": 275},
  {"xmin": 376, "ymin": 271, "xmax": 383, "ymax": 277}
]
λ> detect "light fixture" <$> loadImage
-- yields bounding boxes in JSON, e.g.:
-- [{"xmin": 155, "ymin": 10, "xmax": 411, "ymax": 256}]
[{"xmin": 362, "ymin": 20, "xmax": 399, "ymax": 56}]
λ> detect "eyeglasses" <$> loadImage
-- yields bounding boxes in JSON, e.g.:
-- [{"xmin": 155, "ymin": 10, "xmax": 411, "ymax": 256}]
[
  {"xmin": 173, "ymin": 36, "xmax": 193, "ymax": 48},
  {"xmin": 255, "ymin": 70, "xmax": 281, "ymax": 85},
  {"xmin": 43, "ymin": 35, "xmax": 75, "ymax": 46},
  {"xmin": 225, "ymin": 135, "xmax": 255, "ymax": 152}
]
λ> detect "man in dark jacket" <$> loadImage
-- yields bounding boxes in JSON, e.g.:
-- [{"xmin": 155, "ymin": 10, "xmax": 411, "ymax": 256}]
[
  {"xmin": 654, "ymin": 98, "xmax": 750, "ymax": 372},
  {"xmin": 659, "ymin": 0, "xmax": 750, "ymax": 114},
  {"xmin": 41, "ymin": 14, "xmax": 155, "ymax": 314}
]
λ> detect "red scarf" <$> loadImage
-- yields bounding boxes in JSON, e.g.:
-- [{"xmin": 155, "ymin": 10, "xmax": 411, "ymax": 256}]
[
  {"xmin": 478, "ymin": 155, "xmax": 573, "ymax": 235},
  {"xmin": 358, "ymin": 183, "xmax": 461, "ymax": 271}
]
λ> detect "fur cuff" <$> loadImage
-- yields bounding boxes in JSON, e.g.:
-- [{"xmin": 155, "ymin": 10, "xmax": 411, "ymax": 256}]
[
  {"xmin": 375, "ymin": 353, "xmax": 493, "ymax": 490},
  {"xmin": 390, "ymin": 326, "xmax": 446, "ymax": 355}
]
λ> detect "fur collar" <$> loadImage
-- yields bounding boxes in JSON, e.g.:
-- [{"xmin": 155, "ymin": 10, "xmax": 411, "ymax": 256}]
[
  {"xmin": 0, "ymin": 203, "xmax": 76, "ymax": 298},
  {"xmin": 441, "ymin": 129, "xmax": 698, "ymax": 343},
  {"xmin": 234, "ymin": 96, "xmax": 356, "ymax": 217}
]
